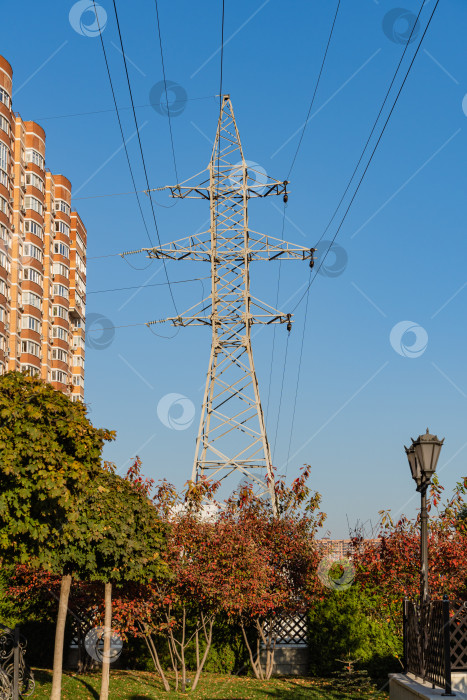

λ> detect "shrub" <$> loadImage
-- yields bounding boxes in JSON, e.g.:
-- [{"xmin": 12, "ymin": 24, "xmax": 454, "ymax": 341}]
[{"xmin": 308, "ymin": 584, "xmax": 402, "ymax": 678}]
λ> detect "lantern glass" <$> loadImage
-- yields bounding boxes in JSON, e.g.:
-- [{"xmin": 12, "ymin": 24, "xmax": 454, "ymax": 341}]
[
  {"xmin": 405, "ymin": 446, "xmax": 421, "ymax": 485},
  {"xmin": 412, "ymin": 430, "xmax": 444, "ymax": 482}
]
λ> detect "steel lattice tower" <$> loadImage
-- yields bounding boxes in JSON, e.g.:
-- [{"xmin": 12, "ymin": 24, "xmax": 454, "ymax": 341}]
[{"xmin": 145, "ymin": 96, "xmax": 313, "ymax": 508}]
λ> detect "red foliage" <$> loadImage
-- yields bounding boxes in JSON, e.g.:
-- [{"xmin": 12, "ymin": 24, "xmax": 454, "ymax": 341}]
[{"xmin": 353, "ymin": 476, "xmax": 467, "ymax": 620}]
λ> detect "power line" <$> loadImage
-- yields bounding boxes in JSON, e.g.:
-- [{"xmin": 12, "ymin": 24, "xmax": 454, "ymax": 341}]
[
  {"xmin": 154, "ymin": 0, "xmax": 179, "ymax": 182},
  {"xmin": 287, "ymin": 0, "xmax": 341, "ymax": 179},
  {"xmin": 272, "ymin": 332, "xmax": 290, "ymax": 463},
  {"xmin": 87, "ymin": 276, "xmax": 210, "ymax": 294},
  {"xmin": 267, "ymin": 3, "xmax": 339, "ymax": 451},
  {"xmin": 315, "ymin": 0, "xmax": 428, "ymax": 248},
  {"xmin": 72, "ymin": 185, "xmax": 167, "ymax": 201},
  {"xmin": 293, "ymin": 0, "xmax": 439, "ymax": 313},
  {"xmin": 112, "ymin": 0, "xmax": 179, "ymax": 315},
  {"xmin": 285, "ymin": 266, "xmax": 312, "ymax": 473},
  {"xmin": 285, "ymin": 0, "xmax": 440, "ymax": 472},
  {"xmin": 265, "ymin": 202, "xmax": 286, "ymax": 424},
  {"xmin": 35, "ymin": 95, "xmax": 216, "ymax": 122},
  {"xmin": 91, "ymin": 0, "xmax": 154, "ymax": 249}
]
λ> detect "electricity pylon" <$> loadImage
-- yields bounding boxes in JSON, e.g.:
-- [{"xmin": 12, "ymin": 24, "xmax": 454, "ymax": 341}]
[{"xmin": 145, "ymin": 95, "xmax": 313, "ymax": 509}]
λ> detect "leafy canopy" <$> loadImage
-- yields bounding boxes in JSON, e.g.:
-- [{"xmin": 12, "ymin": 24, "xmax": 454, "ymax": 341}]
[{"xmin": 0, "ymin": 371, "xmax": 114, "ymax": 569}]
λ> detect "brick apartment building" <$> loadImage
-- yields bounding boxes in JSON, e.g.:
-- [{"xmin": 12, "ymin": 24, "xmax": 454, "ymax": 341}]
[
  {"xmin": 0, "ymin": 54, "xmax": 85, "ymax": 401},
  {"xmin": 318, "ymin": 538, "xmax": 381, "ymax": 559}
]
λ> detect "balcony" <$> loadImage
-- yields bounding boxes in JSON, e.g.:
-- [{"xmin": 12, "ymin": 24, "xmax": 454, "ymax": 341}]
[{"xmin": 69, "ymin": 299, "xmax": 84, "ymax": 321}]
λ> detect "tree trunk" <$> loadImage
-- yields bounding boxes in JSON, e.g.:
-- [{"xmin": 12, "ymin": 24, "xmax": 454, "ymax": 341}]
[
  {"xmin": 240, "ymin": 621, "xmax": 263, "ymax": 680},
  {"xmin": 142, "ymin": 631, "xmax": 170, "ymax": 692},
  {"xmin": 191, "ymin": 614, "xmax": 215, "ymax": 691},
  {"xmin": 99, "ymin": 582, "xmax": 112, "ymax": 700},
  {"xmin": 50, "ymin": 573, "xmax": 72, "ymax": 700},
  {"xmin": 180, "ymin": 607, "xmax": 187, "ymax": 692}
]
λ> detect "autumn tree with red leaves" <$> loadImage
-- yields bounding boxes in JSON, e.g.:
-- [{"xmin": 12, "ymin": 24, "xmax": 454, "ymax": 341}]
[
  {"xmin": 352, "ymin": 476, "xmax": 467, "ymax": 642},
  {"xmin": 220, "ymin": 466, "xmax": 326, "ymax": 679},
  {"xmin": 110, "ymin": 467, "xmax": 325, "ymax": 689}
]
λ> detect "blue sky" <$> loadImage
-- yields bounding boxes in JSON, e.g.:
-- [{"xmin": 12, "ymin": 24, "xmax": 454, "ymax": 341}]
[{"xmin": 4, "ymin": 0, "xmax": 467, "ymax": 536}]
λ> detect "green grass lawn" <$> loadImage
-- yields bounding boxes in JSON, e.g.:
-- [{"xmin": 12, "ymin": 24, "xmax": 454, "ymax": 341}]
[{"xmin": 31, "ymin": 669, "xmax": 390, "ymax": 699}]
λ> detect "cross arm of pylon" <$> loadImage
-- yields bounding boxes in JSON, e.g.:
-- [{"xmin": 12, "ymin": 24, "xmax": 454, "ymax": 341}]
[
  {"xmin": 146, "ymin": 296, "xmax": 212, "ymax": 327},
  {"xmin": 156, "ymin": 178, "xmax": 288, "ymax": 200},
  {"xmin": 247, "ymin": 231, "xmax": 315, "ymax": 263},
  {"xmin": 146, "ymin": 295, "xmax": 293, "ymax": 328},
  {"xmin": 142, "ymin": 231, "xmax": 315, "ymax": 264},
  {"xmin": 145, "ymin": 166, "xmax": 290, "ymax": 201},
  {"xmin": 143, "ymin": 232, "xmax": 211, "ymax": 261},
  {"xmin": 249, "ymin": 297, "xmax": 293, "ymax": 326}
]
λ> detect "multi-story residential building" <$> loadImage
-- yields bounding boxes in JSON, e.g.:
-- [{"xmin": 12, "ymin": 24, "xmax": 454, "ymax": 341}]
[
  {"xmin": 317, "ymin": 538, "xmax": 381, "ymax": 560},
  {"xmin": 0, "ymin": 54, "xmax": 86, "ymax": 402}
]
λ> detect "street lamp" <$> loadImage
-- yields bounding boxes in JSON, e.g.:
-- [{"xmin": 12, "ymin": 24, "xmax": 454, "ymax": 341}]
[{"xmin": 405, "ymin": 429, "xmax": 444, "ymax": 603}]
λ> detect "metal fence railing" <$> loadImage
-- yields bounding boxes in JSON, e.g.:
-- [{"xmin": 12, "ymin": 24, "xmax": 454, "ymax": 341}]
[
  {"xmin": 0, "ymin": 624, "xmax": 35, "ymax": 700},
  {"xmin": 403, "ymin": 596, "xmax": 467, "ymax": 697}
]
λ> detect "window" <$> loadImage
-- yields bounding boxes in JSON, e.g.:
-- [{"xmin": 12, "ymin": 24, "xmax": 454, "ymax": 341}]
[
  {"xmin": 0, "ymin": 142, "xmax": 8, "ymax": 171},
  {"xmin": 24, "ymin": 243, "xmax": 43, "ymax": 263},
  {"xmin": 0, "ymin": 88, "xmax": 10, "ymax": 108},
  {"xmin": 0, "ymin": 115, "xmax": 9, "ymax": 135},
  {"xmin": 0, "ymin": 141, "xmax": 8, "ymax": 185},
  {"xmin": 53, "ymin": 262, "xmax": 69, "ymax": 279},
  {"xmin": 25, "ymin": 149, "xmax": 44, "ymax": 169},
  {"xmin": 0, "ymin": 196, "xmax": 7, "ymax": 214},
  {"xmin": 76, "ymin": 233, "xmax": 86, "ymax": 256},
  {"xmin": 0, "ymin": 279, "xmax": 7, "ymax": 296},
  {"xmin": 72, "ymin": 375, "xmax": 84, "ymax": 387},
  {"xmin": 53, "ymin": 305, "xmax": 68, "ymax": 320},
  {"xmin": 23, "ymin": 267, "xmax": 43, "ymax": 286},
  {"xmin": 53, "ymin": 284, "xmax": 69, "ymax": 300},
  {"xmin": 52, "ymin": 348, "xmax": 68, "ymax": 362},
  {"xmin": 21, "ymin": 340, "xmax": 40, "ymax": 357},
  {"xmin": 0, "ymin": 250, "xmax": 10, "ymax": 273},
  {"xmin": 55, "ymin": 221, "xmax": 70, "ymax": 236},
  {"xmin": 21, "ymin": 365, "xmax": 40, "ymax": 378},
  {"xmin": 0, "ymin": 308, "xmax": 4, "ymax": 323},
  {"xmin": 73, "ymin": 355, "xmax": 85, "ymax": 368},
  {"xmin": 22, "ymin": 315, "xmax": 41, "ymax": 333},
  {"xmin": 54, "ymin": 242, "xmax": 69, "ymax": 258},
  {"xmin": 24, "ymin": 196, "xmax": 43, "ymax": 215},
  {"xmin": 24, "ymin": 220, "xmax": 43, "ymax": 240},
  {"xmin": 26, "ymin": 172, "xmax": 44, "ymax": 192},
  {"xmin": 0, "ymin": 224, "xmax": 10, "ymax": 246},
  {"xmin": 76, "ymin": 254, "xmax": 85, "ymax": 275},
  {"xmin": 73, "ymin": 336, "xmax": 85, "ymax": 350},
  {"xmin": 55, "ymin": 199, "xmax": 71, "ymax": 216},
  {"xmin": 22, "ymin": 291, "xmax": 41, "ymax": 309},
  {"xmin": 51, "ymin": 370, "xmax": 67, "ymax": 383},
  {"xmin": 52, "ymin": 326, "xmax": 67, "ymax": 340},
  {"xmin": 71, "ymin": 394, "xmax": 83, "ymax": 402}
]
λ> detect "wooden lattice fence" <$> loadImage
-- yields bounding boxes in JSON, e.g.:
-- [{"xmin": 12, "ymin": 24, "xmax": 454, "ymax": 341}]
[
  {"xmin": 450, "ymin": 600, "xmax": 467, "ymax": 671},
  {"xmin": 265, "ymin": 614, "xmax": 308, "ymax": 646}
]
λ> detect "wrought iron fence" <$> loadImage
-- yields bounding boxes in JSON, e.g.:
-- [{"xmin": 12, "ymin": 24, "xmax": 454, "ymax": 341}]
[
  {"xmin": 403, "ymin": 599, "xmax": 423, "ymax": 677},
  {"xmin": 403, "ymin": 596, "xmax": 467, "ymax": 697},
  {"xmin": 424, "ymin": 599, "xmax": 451, "ymax": 692},
  {"xmin": 0, "ymin": 625, "xmax": 35, "ymax": 700}
]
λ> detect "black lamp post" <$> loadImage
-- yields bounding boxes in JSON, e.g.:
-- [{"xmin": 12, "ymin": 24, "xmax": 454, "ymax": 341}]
[{"xmin": 405, "ymin": 429, "xmax": 444, "ymax": 604}]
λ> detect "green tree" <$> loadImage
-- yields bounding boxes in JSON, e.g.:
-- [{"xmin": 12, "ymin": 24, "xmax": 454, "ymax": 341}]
[
  {"xmin": 74, "ymin": 459, "xmax": 168, "ymax": 700},
  {"xmin": 0, "ymin": 372, "xmax": 114, "ymax": 699},
  {"xmin": 308, "ymin": 586, "xmax": 395, "ymax": 676}
]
